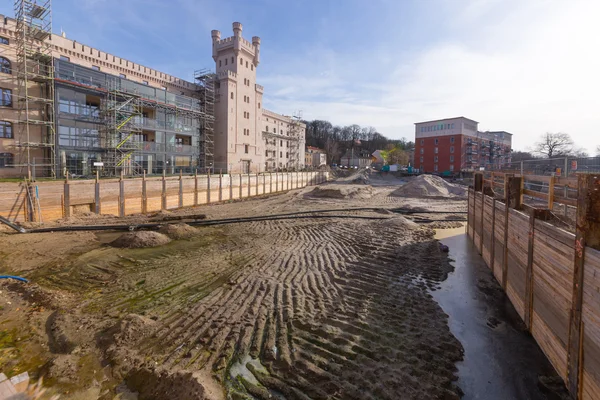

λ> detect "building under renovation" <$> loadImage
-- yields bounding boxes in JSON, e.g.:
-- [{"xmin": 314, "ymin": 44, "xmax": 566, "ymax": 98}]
[{"xmin": 0, "ymin": 1, "xmax": 305, "ymax": 178}]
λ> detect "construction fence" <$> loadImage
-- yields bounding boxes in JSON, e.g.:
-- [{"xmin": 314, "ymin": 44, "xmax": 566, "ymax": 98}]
[
  {"xmin": 484, "ymin": 156, "xmax": 600, "ymax": 177},
  {"xmin": 0, "ymin": 171, "xmax": 329, "ymax": 223},
  {"xmin": 468, "ymin": 172, "xmax": 600, "ymax": 400}
]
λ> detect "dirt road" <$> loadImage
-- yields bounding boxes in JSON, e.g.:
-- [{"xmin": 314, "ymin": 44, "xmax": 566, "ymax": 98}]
[{"xmin": 0, "ymin": 171, "xmax": 468, "ymax": 399}]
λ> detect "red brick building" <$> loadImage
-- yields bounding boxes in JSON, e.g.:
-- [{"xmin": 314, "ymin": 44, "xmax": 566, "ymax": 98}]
[{"xmin": 414, "ymin": 117, "xmax": 512, "ymax": 174}]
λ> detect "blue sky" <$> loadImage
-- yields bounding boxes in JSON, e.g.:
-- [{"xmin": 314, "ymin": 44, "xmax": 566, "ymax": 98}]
[{"xmin": 2, "ymin": 0, "xmax": 599, "ymax": 153}]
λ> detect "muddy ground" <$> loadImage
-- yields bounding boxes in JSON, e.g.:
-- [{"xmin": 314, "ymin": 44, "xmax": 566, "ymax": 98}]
[{"xmin": 0, "ymin": 171, "xmax": 469, "ymax": 399}]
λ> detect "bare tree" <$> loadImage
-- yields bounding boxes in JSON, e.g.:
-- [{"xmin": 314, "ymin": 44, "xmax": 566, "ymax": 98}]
[
  {"xmin": 324, "ymin": 138, "xmax": 340, "ymax": 165},
  {"xmin": 534, "ymin": 132, "xmax": 574, "ymax": 158}
]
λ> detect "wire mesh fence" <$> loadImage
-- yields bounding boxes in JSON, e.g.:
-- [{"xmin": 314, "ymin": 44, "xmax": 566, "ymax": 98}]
[{"xmin": 483, "ymin": 156, "xmax": 600, "ymax": 177}]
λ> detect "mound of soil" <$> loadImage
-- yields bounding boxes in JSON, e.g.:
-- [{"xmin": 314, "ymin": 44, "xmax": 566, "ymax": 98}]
[
  {"xmin": 306, "ymin": 185, "xmax": 373, "ymax": 199},
  {"xmin": 109, "ymin": 231, "xmax": 171, "ymax": 248},
  {"xmin": 392, "ymin": 175, "xmax": 467, "ymax": 198},
  {"xmin": 158, "ymin": 223, "xmax": 199, "ymax": 240}
]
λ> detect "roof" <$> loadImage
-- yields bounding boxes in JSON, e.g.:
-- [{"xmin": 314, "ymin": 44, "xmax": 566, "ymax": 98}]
[
  {"xmin": 414, "ymin": 116, "xmax": 478, "ymax": 125},
  {"xmin": 480, "ymin": 130, "xmax": 513, "ymax": 136}
]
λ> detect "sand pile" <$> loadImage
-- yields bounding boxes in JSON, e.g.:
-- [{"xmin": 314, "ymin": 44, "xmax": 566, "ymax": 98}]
[
  {"xmin": 110, "ymin": 231, "xmax": 171, "ymax": 248},
  {"xmin": 158, "ymin": 223, "xmax": 199, "ymax": 240},
  {"xmin": 392, "ymin": 175, "xmax": 467, "ymax": 198},
  {"xmin": 306, "ymin": 185, "xmax": 373, "ymax": 199}
]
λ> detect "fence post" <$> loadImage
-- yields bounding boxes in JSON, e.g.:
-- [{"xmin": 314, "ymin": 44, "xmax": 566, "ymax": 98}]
[
  {"xmin": 502, "ymin": 174, "xmax": 518, "ymax": 290},
  {"xmin": 161, "ymin": 170, "xmax": 167, "ymax": 210},
  {"xmin": 248, "ymin": 173, "xmax": 251, "ymax": 197},
  {"xmin": 239, "ymin": 174, "xmax": 242, "ymax": 198},
  {"xmin": 63, "ymin": 174, "xmax": 71, "ymax": 218},
  {"xmin": 263, "ymin": 173, "xmax": 266, "ymax": 195},
  {"xmin": 275, "ymin": 172, "xmax": 278, "ymax": 192},
  {"xmin": 119, "ymin": 170, "xmax": 125, "ymax": 217},
  {"xmin": 567, "ymin": 174, "xmax": 600, "ymax": 397},
  {"xmin": 520, "ymin": 160, "xmax": 524, "ymax": 176},
  {"xmin": 548, "ymin": 175, "xmax": 555, "ymax": 210},
  {"xmin": 194, "ymin": 171, "xmax": 199, "ymax": 206},
  {"xmin": 207, "ymin": 171, "xmax": 211, "ymax": 203},
  {"xmin": 219, "ymin": 173, "xmax": 223, "ymax": 201},
  {"xmin": 229, "ymin": 174, "xmax": 233, "ymax": 200},
  {"xmin": 490, "ymin": 198, "xmax": 496, "ymax": 274},
  {"xmin": 141, "ymin": 170, "xmax": 147, "ymax": 214},
  {"xmin": 95, "ymin": 170, "xmax": 101, "ymax": 215},
  {"xmin": 178, "ymin": 170, "xmax": 183, "ymax": 208}
]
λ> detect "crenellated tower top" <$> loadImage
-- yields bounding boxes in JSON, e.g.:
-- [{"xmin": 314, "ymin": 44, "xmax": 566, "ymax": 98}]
[{"xmin": 211, "ymin": 22, "xmax": 261, "ymax": 66}]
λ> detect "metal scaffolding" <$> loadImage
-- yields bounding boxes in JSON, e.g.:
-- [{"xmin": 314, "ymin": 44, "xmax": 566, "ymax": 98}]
[
  {"xmin": 100, "ymin": 78, "xmax": 144, "ymax": 176},
  {"xmin": 12, "ymin": 0, "xmax": 56, "ymax": 178},
  {"xmin": 194, "ymin": 69, "xmax": 216, "ymax": 173},
  {"xmin": 288, "ymin": 110, "xmax": 303, "ymax": 170}
]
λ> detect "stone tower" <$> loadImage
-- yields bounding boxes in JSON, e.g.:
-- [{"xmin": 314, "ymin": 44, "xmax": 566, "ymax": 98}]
[{"xmin": 212, "ymin": 22, "xmax": 263, "ymax": 173}]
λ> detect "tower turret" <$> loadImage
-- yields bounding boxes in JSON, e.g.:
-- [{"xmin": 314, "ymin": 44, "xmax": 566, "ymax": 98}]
[
  {"xmin": 211, "ymin": 30, "xmax": 221, "ymax": 61},
  {"xmin": 232, "ymin": 22, "xmax": 242, "ymax": 55},
  {"xmin": 252, "ymin": 36, "xmax": 261, "ymax": 66}
]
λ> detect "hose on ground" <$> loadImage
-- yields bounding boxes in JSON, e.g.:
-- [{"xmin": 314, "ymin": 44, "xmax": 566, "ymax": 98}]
[{"xmin": 0, "ymin": 275, "xmax": 29, "ymax": 283}]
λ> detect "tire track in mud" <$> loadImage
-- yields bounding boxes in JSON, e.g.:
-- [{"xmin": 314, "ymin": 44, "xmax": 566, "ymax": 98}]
[{"xmin": 82, "ymin": 216, "xmax": 464, "ymax": 399}]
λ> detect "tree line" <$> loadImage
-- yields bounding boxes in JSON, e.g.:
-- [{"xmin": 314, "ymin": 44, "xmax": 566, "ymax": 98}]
[
  {"xmin": 512, "ymin": 132, "xmax": 598, "ymax": 162},
  {"xmin": 303, "ymin": 120, "xmax": 414, "ymax": 165}
]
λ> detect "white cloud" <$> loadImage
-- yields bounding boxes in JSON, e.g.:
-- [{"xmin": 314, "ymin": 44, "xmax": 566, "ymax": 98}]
[{"xmin": 262, "ymin": 0, "xmax": 600, "ymax": 152}]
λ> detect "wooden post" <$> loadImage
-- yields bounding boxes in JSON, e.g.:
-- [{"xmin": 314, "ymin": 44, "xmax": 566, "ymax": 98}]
[
  {"xmin": 502, "ymin": 174, "xmax": 516, "ymax": 290},
  {"xmin": 141, "ymin": 170, "xmax": 147, "ymax": 214},
  {"xmin": 194, "ymin": 171, "xmax": 199, "ymax": 206},
  {"xmin": 63, "ymin": 175, "xmax": 71, "ymax": 218},
  {"xmin": 178, "ymin": 170, "xmax": 183, "ymax": 208},
  {"xmin": 474, "ymin": 172, "xmax": 484, "ymax": 192},
  {"xmin": 508, "ymin": 175, "xmax": 524, "ymax": 210},
  {"xmin": 207, "ymin": 171, "xmax": 211, "ymax": 203},
  {"xmin": 239, "ymin": 174, "xmax": 242, "ymax": 198},
  {"xmin": 95, "ymin": 170, "xmax": 101, "ymax": 214},
  {"xmin": 490, "ymin": 198, "xmax": 496, "ymax": 274},
  {"xmin": 219, "ymin": 173, "xmax": 223, "ymax": 201},
  {"xmin": 161, "ymin": 170, "xmax": 167, "ymax": 210},
  {"xmin": 229, "ymin": 174, "xmax": 233, "ymax": 200},
  {"xmin": 479, "ymin": 189, "xmax": 485, "ymax": 254},
  {"xmin": 275, "ymin": 172, "xmax": 278, "ymax": 192},
  {"xmin": 547, "ymin": 175, "xmax": 555, "ymax": 210},
  {"xmin": 119, "ymin": 171, "xmax": 125, "ymax": 217},
  {"xmin": 247, "ymin": 173, "xmax": 251, "ymax": 197},
  {"xmin": 567, "ymin": 174, "xmax": 600, "ymax": 397},
  {"xmin": 263, "ymin": 173, "xmax": 266, "ymax": 195},
  {"xmin": 270, "ymin": 173, "xmax": 273, "ymax": 193},
  {"xmin": 524, "ymin": 208, "xmax": 537, "ymax": 331}
]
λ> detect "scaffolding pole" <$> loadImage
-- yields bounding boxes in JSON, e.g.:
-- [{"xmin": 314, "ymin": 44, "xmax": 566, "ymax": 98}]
[{"xmin": 13, "ymin": 0, "xmax": 56, "ymax": 178}]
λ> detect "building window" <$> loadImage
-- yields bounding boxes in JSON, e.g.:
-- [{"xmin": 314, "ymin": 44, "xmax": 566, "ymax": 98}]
[
  {"xmin": 219, "ymin": 60, "xmax": 222, "ymax": 67},
  {"xmin": 0, "ymin": 88, "xmax": 12, "ymax": 107},
  {"xmin": 92, "ymin": 65, "xmax": 100, "ymax": 71},
  {"xmin": 258, "ymin": 102, "xmax": 260, "ymax": 109},
  {"xmin": 434, "ymin": 147, "xmax": 438, "ymax": 154},
  {"xmin": 451, "ymin": 123, "xmax": 455, "ymax": 129},
  {"xmin": 230, "ymin": 92, "xmax": 234, "ymax": 100},
  {"xmin": 434, "ymin": 138, "xmax": 438, "ymax": 145},
  {"xmin": 60, "ymin": 55, "xmax": 70, "ymax": 62},
  {"xmin": 0, "ymin": 37, "xmax": 8, "ymax": 45},
  {"xmin": 420, "ymin": 139, "xmax": 424, "ymax": 145},
  {"xmin": 420, "ymin": 148, "xmax": 424, "ymax": 154},
  {"xmin": 450, "ymin": 155, "xmax": 454, "ymax": 162},
  {"xmin": 0, "ymin": 57, "xmax": 11, "ymax": 74},
  {"xmin": 434, "ymin": 164, "xmax": 438, "ymax": 172},
  {"xmin": 240, "ymin": 58, "xmax": 243, "ymax": 65},
  {"xmin": 0, "ymin": 153, "xmax": 13, "ymax": 168},
  {"xmin": 245, "ymin": 144, "xmax": 249, "ymax": 154},
  {"xmin": 280, "ymin": 140, "xmax": 283, "ymax": 146},
  {"xmin": 251, "ymin": 64, "xmax": 254, "ymax": 71},
  {"xmin": 246, "ymin": 61, "xmax": 248, "ymax": 68},
  {"xmin": 286, "ymin": 152, "xmax": 288, "ymax": 158},
  {"xmin": 142, "ymin": 80, "xmax": 149, "ymax": 85},
  {"xmin": 280, "ymin": 151, "xmax": 282, "ymax": 158},
  {"xmin": 450, "ymin": 164, "xmax": 454, "ymax": 171},
  {"xmin": 450, "ymin": 146, "xmax": 454, "ymax": 153},
  {"xmin": 0, "ymin": 121, "xmax": 13, "ymax": 138},
  {"xmin": 450, "ymin": 136, "xmax": 455, "ymax": 143},
  {"xmin": 420, "ymin": 156, "xmax": 424, "ymax": 162},
  {"xmin": 225, "ymin": 58, "xmax": 228, "ymax": 66},
  {"xmin": 434, "ymin": 156, "xmax": 438, "ymax": 162}
]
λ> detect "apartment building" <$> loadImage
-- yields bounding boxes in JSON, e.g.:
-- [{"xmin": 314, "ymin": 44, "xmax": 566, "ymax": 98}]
[
  {"xmin": 0, "ymin": 2, "xmax": 304, "ymax": 178},
  {"xmin": 414, "ymin": 117, "xmax": 512, "ymax": 174},
  {"xmin": 305, "ymin": 146, "xmax": 326, "ymax": 168},
  {"xmin": 212, "ymin": 23, "xmax": 305, "ymax": 173}
]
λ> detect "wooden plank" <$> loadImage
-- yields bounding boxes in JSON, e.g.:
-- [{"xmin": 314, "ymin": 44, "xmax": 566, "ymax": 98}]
[
  {"xmin": 568, "ymin": 174, "xmax": 600, "ymax": 397},
  {"xmin": 95, "ymin": 171, "xmax": 101, "ymax": 214},
  {"xmin": 118, "ymin": 173, "xmax": 125, "ymax": 218},
  {"xmin": 548, "ymin": 176, "xmax": 555, "ymax": 210},
  {"xmin": 490, "ymin": 198, "xmax": 496, "ymax": 273},
  {"xmin": 161, "ymin": 172, "xmax": 167, "ymax": 210},
  {"xmin": 141, "ymin": 171, "xmax": 147, "ymax": 214},
  {"xmin": 503, "ymin": 174, "xmax": 514, "ymax": 289},
  {"xmin": 583, "ymin": 247, "xmax": 600, "ymax": 400},
  {"xmin": 63, "ymin": 180, "xmax": 71, "ymax": 218},
  {"xmin": 524, "ymin": 189, "xmax": 549, "ymax": 200}
]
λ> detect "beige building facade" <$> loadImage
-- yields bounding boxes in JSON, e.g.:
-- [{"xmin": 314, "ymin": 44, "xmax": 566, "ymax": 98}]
[
  {"xmin": 212, "ymin": 23, "xmax": 305, "ymax": 173},
  {"xmin": 0, "ymin": 11, "xmax": 305, "ymax": 177}
]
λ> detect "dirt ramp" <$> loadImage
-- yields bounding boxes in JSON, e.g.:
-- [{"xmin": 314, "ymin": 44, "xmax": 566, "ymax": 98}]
[
  {"xmin": 110, "ymin": 231, "xmax": 171, "ymax": 248},
  {"xmin": 392, "ymin": 175, "xmax": 467, "ymax": 198},
  {"xmin": 306, "ymin": 185, "xmax": 373, "ymax": 199}
]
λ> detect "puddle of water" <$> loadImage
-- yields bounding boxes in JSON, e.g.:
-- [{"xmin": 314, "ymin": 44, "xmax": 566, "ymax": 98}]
[{"xmin": 228, "ymin": 354, "xmax": 268, "ymax": 386}]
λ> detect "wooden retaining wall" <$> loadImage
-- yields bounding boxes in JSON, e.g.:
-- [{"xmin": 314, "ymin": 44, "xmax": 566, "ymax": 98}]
[
  {"xmin": 0, "ymin": 171, "xmax": 328, "ymax": 223},
  {"xmin": 467, "ymin": 172, "xmax": 600, "ymax": 400}
]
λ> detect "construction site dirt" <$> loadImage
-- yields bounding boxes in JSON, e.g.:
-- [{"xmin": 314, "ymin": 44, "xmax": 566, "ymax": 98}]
[{"xmin": 0, "ymin": 171, "xmax": 565, "ymax": 399}]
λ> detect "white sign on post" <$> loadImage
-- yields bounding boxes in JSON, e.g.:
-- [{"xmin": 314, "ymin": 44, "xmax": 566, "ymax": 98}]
[{"xmin": 93, "ymin": 162, "xmax": 104, "ymax": 167}]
